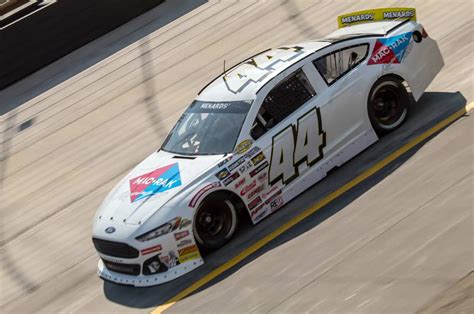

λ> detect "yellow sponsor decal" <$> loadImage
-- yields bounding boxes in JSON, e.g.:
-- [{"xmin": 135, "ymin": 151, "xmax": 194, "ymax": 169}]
[
  {"xmin": 178, "ymin": 245, "xmax": 200, "ymax": 264},
  {"xmin": 234, "ymin": 139, "xmax": 253, "ymax": 155},
  {"xmin": 337, "ymin": 7, "xmax": 416, "ymax": 28}
]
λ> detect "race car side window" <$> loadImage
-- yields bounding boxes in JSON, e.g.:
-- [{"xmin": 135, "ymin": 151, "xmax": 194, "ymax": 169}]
[
  {"xmin": 251, "ymin": 68, "xmax": 316, "ymax": 140},
  {"xmin": 313, "ymin": 43, "xmax": 369, "ymax": 85}
]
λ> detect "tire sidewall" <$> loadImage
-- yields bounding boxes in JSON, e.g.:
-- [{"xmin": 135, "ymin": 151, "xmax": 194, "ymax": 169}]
[
  {"xmin": 368, "ymin": 77, "xmax": 409, "ymax": 136},
  {"xmin": 193, "ymin": 196, "xmax": 238, "ymax": 251}
]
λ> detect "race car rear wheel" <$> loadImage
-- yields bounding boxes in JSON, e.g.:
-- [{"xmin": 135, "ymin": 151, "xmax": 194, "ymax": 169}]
[
  {"xmin": 368, "ymin": 76, "xmax": 409, "ymax": 135},
  {"xmin": 194, "ymin": 195, "xmax": 238, "ymax": 251}
]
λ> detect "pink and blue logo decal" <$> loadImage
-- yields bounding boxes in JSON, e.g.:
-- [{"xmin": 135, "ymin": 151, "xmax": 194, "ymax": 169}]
[
  {"xmin": 369, "ymin": 32, "xmax": 412, "ymax": 65},
  {"xmin": 129, "ymin": 163, "xmax": 182, "ymax": 202}
]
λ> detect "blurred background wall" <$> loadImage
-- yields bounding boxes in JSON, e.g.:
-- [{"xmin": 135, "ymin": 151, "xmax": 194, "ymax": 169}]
[{"xmin": 0, "ymin": 0, "xmax": 165, "ymax": 90}]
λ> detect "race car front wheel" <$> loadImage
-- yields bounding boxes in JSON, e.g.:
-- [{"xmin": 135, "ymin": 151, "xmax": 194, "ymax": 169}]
[
  {"xmin": 194, "ymin": 195, "xmax": 238, "ymax": 251},
  {"xmin": 368, "ymin": 76, "xmax": 409, "ymax": 135}
]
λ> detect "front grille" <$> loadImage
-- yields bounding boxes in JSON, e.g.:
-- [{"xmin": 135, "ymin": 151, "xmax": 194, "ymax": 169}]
[
  {"xmin": 92, "ymin": 238, "xmax": 139, "ymax": 258},
  {"xmin": 102, "ymin": 260, "xmax": 140, "ymax": 276}
]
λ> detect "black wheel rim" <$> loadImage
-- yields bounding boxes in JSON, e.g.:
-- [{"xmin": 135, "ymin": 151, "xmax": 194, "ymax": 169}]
[
  {"xmin": 372, "ymin": 86, "xmax": 404, "ymax": 127},
  {"xmin": 195, "ymin": 203, "xmax": 232, "ymax": 244}
]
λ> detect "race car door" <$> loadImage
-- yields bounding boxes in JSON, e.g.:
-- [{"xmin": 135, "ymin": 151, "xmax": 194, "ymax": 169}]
[{"xmin": 249, "ymin": 64, "xmax": 325, "ymax": 202}]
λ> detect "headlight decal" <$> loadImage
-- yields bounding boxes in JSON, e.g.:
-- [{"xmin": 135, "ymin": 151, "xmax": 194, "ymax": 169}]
[{"xmin": 135, "ymin": 217, "xmax": 181, "ymax": 242}]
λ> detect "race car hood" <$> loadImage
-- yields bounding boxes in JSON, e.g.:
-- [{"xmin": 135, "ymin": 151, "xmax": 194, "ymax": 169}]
[{"xmin": 97, "ymin": 150, "xmax": 224, "ymax": 225}]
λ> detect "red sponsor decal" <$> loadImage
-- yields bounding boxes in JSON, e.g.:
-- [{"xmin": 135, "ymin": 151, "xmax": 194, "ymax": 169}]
[
  {"xmin": 234, "ymin": 177, "xmax": 246, "ymax": 189},
  {"xmin": 248, "ymin": 195, "xmax": 262, "ymax": 210},
  {"xmin": 262, "ymin": 184, "xmax": 279, "ymax": 199},
  {"xmin": 247, "ymin": 184, "xmax": 265, "ymax": 200},
  {"xmin": 141, "ymin": 244, "xmax": 162, "ymax": 255},
  {"xmin": 265, "ymin": 190, "xmax": 282, "ymax": 205},
  {"xmin": 240, "ymin": 180, "xmax": 256, "ymax": 196},
  {"xmin": 178, "ymin": 244, "xmax": 198, "ymax": 256},
  {"xmin": 189, "ymin": 182, "xmax": 221, "ymax": 207},
  {"xmin": 250, "ymin": 203, "xmax": 265, "ymax": 219},
  {"xmin": 174, "ymin": 230, "xmax": 190, "ymax": 241}
]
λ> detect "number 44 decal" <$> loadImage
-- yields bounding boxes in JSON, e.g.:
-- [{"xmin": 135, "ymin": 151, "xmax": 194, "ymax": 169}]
[{"xmin": 269, "ymin": 107, "xmax": 326, "ymax": 186}]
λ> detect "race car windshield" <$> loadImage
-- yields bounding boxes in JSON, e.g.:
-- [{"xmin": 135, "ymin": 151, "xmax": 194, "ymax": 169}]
[{"xmin": 161, "ymin": 100, "xmax": 253, "ymax": 155}]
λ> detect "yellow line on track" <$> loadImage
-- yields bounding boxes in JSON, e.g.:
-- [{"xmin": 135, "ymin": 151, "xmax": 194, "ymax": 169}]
[{"xmin": 152, "ymin": 102, "xmax": 474, "ymax": 314}]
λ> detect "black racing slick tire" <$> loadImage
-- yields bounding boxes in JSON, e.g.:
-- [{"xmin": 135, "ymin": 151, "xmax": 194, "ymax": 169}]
[
  {"xmin": 193, "ymin": 194, "xmax": 238, "ymax": 251},
  {"xmin": 368, "ymin": 76, "xmax": 410, "ymax": 136}
]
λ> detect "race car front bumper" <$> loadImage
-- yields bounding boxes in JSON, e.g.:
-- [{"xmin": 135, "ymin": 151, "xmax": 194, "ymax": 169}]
[{"xmin": 97, "ymin": 257, "xmax": 204, "ymax": 287}]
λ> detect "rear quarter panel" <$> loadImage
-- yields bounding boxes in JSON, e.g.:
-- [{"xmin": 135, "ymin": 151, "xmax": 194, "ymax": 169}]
[{"xmin": 372, "ymin": 21, "xmax": 444, "ymax": 100}]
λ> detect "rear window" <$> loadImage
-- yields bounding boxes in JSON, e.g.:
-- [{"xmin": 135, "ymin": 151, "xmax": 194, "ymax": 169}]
[{"xmin": 313, "ymin": 44, "xmax": 369, "ymax": 85}]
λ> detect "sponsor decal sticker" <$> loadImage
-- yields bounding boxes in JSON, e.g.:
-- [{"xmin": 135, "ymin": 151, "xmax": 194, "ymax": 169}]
[
  {"xmin": 261, "ymin": 184, "xmax": 279, "ymax": 199},
  {"xmin": 179, "ymin": 218, "xmax": 191, "ymax": 229},
  {"xmin": 159, "ymin": 251, "xmax": 180, "ymax": 268},
  {"xmin": 383, "ymin": 9, "xmax": 415, "ymax": 19},
  {"xmin": 234, "ymin": 139, "xmax": 253, "ymax": 155},
  {"xmin": 253, "ymin": 210, "xmax": 267, "ymax": 221},
  {"xmin": 141, "ymin": 244, "xmax": 162, "ymax": 255},
  {"xmin": 250, "ymin": 161, "xmax": 269, "ymax": 177},
  {"xmin": 200, "ymin": 102, "xmax": 230, "ymax": 110},
  {"xmin": 240, "ymin": 180, "xmax": 256, "ymax": 196},
  {"xmin": 368, "ymin": 32, "xmax": 413, "ymax": 65},
  {"xmin": 251, "ymin": 152, "xmax": 266, "ymax": 166},
  {"xmin": 174, "ymin": 230, "xmax": 190, "ymax": 241},
  {"xmin": 247, "ymin": 184, "xmax": 265, "ymax": 200},
  {"xmin": 189, "ymin": 182, "xmax": 221, "ymax": 207},
  {"xmin": 248, "ymin": 196, "xmax": 263, "ymax": 210},
  {"xmin": 265, "ymin": 190, "xmax": 282, "ymax": 205},
  {"xmin": 129, "ymin": 163, "xmax": 182, "ymax": 203},
  {"xmin": 215, "ymin": 168, "xmax": 230, "ymax": 180},
  {"xmin": 269, "ymin": 195, "xmax": 284, "ymax": 212},
  {"xmin": 217, "ymin": 156, "xmax": 233, "ymax": 168},
  {"xmin": 223, "ymin": 172, "xmax": 240, "ymax": 186},
  {"xmin": 238, "ymin": 161, "xmax": 253, "ymax": 174},
  {"xmin": 177, "ymin": 239, "xmax": 193, "ymax": 248},
  {"xmin": 178, "ymin": 245, "xmax": 200, "ymax": 263},
  {"xmin": 234, "ymin": 177, "xmax": 246, "ymax": 189},
  {"xmin": 341, "ymin": 13, "xmax": 374, "ymax": 26},
  {"xmin": 337, "ymin": 8, "xmax": 416, "ymax": 28},
  {"xmin": 228, "ymin": 157, "xmax": 246, "ymax": 172},
  {"xmin": 244, "ymin": 146, "xmax": 260, "ymax": 159},
  {"xmin": 250, "ymin": 203, "xmax": 265, "ymax": 220},
  {"xmin": 257, "ymin": 171, "xmax": 267, "ymax": 182}
]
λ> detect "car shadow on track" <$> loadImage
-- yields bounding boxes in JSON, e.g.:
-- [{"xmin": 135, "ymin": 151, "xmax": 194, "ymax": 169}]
[{"xmin": 102, "ymin": 91, "xmax": 467, "ymax": 309}]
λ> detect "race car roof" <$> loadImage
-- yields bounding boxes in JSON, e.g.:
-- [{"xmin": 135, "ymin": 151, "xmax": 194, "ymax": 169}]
[{"xmin": 197, "ymin": 41, "xmax": 330, "ymax": 101}]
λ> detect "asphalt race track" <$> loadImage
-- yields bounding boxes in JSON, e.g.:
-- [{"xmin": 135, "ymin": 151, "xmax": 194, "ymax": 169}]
[{"xmin": 0, "ymin": 0, "xmax": 472, "ymax": 313}]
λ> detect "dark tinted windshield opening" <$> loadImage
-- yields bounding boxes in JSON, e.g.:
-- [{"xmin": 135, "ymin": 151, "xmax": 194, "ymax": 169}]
[{"xmin": 161, "ymin": 100, "xmax": 253, "ymax": 155}]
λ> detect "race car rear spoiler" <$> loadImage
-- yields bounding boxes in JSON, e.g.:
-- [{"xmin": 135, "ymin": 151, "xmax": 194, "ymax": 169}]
[{"xmin": 337, "ymin": 8, "xmax": 416, "ymax": 28}]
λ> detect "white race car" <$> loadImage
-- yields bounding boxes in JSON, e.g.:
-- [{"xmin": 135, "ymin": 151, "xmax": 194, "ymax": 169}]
[{"xmin": 92, "ymin": 8, "xmax": 443, "ymax": 286}]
